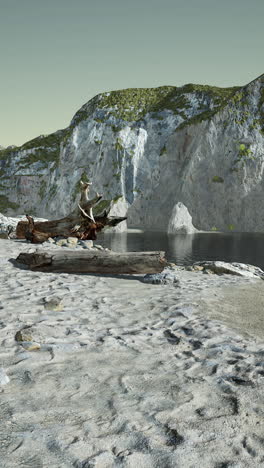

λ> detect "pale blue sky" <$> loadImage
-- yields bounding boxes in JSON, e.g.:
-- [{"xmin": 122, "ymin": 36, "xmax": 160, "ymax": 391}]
[{"xmin": 0, "ymin": 0, "xmax": 263, "ymax": 146}]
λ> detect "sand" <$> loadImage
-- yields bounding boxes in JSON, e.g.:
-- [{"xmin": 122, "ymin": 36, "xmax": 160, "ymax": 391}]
[
  {"xmin": 0, "ymin": 239, "xmax": 264, "ymax": 467},
  {"xmin": 196, "ymin": 281, "xmax": 264, "ymax": 340}
]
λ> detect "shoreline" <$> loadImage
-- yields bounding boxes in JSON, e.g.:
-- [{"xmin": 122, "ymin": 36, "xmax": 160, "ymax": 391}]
[{"xmin": 0, "ymin": 239, "xmax": 264, "ymax": 467}]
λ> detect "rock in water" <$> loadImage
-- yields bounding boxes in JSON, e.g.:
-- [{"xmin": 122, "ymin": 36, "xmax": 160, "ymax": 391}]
[{"xmin": 167, "ymin": 202, "xmax": 197, "ymax": 234}]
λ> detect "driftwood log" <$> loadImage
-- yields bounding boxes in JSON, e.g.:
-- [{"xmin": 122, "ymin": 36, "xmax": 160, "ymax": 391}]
[
  {"xmin": 15, "ymin": 250, "xmax": 167, "ymax": 274},
  {"xmin": 16, "ymin": 181, "xmax": 126, "ymax": 243}
]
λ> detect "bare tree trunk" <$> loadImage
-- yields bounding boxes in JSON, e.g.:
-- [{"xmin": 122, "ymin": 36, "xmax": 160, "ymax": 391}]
[{"xmin": 16, "ymin": 250, "xmax": 167, "ymax": 274}]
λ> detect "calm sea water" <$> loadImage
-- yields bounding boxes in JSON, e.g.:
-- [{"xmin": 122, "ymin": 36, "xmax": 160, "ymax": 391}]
[{"xmin": 97, "ymin": 231, "xmax": 264, "ymax": 270}]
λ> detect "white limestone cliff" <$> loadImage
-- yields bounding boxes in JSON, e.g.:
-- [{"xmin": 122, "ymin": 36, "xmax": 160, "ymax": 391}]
[{"xmin": 0, "ymin": 74, "xmax": 263, "ymax": 232}]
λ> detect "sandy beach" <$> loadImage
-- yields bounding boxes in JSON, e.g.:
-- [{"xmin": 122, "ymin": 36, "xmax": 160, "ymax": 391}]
[{"xmin": 0, "ymin": 239, "xmax": 264, "ymax": 467}]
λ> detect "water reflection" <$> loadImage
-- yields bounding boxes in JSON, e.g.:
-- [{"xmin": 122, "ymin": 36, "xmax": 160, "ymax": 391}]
[
  {"xmin": 167, "ymin": 234, "xmax": 195, "ymax": 264},
  {"xmin": 106, "ymin": 231, "xmax": 128, "ymax": 252},
  {"xmin": 98, "ymin": 231, "xmax": 264, "ymax": 270}
]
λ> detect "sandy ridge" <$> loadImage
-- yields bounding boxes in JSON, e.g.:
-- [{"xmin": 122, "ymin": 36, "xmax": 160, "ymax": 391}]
[{"xmin": 0, "ymin": 239, "xmax": 264, "ymax": 467}]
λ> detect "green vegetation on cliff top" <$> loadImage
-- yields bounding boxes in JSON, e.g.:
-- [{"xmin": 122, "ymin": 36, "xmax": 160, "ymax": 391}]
[
  {"xmin": 0, "ymin": 130, "xmax": 63, "ymax": 169},
  {"xmin": 72, "ymin": 84, "xmax": 241, "ymax": 125},
  {"xmin": 0, "ymin": 77, "xmax": 263, "ymax": 162}
]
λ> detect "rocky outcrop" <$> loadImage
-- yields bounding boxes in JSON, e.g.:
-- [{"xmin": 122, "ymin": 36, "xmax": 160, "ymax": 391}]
[
  {"xmin": 167, "ymin": 202, "xmax": 197, "ymax": 234},
  {"xmin": 0, "ymin": 74, "xmax": 263, "ymax": 232},
  {"xmin": 143, "ymin": 262, "xmax": 264, "ymax": 283},
  {"xmin": 193, "ymin": 261, "xmax": 264, "ymax": 278}
]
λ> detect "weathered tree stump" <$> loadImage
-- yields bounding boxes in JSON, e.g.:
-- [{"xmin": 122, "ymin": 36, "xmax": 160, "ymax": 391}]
[
  {"xmin": 15, "ymin": 250, "xmax": 167, "ymax": 274},
  {"xmin": 16, "ymin": 181, "xmax": 126, "ymax": 242}
]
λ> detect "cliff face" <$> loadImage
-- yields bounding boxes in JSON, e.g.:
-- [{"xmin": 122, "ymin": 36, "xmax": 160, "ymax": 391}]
[{"xmin": 0, "ymin": 74, "xmax": 263, "ymax": 232}]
